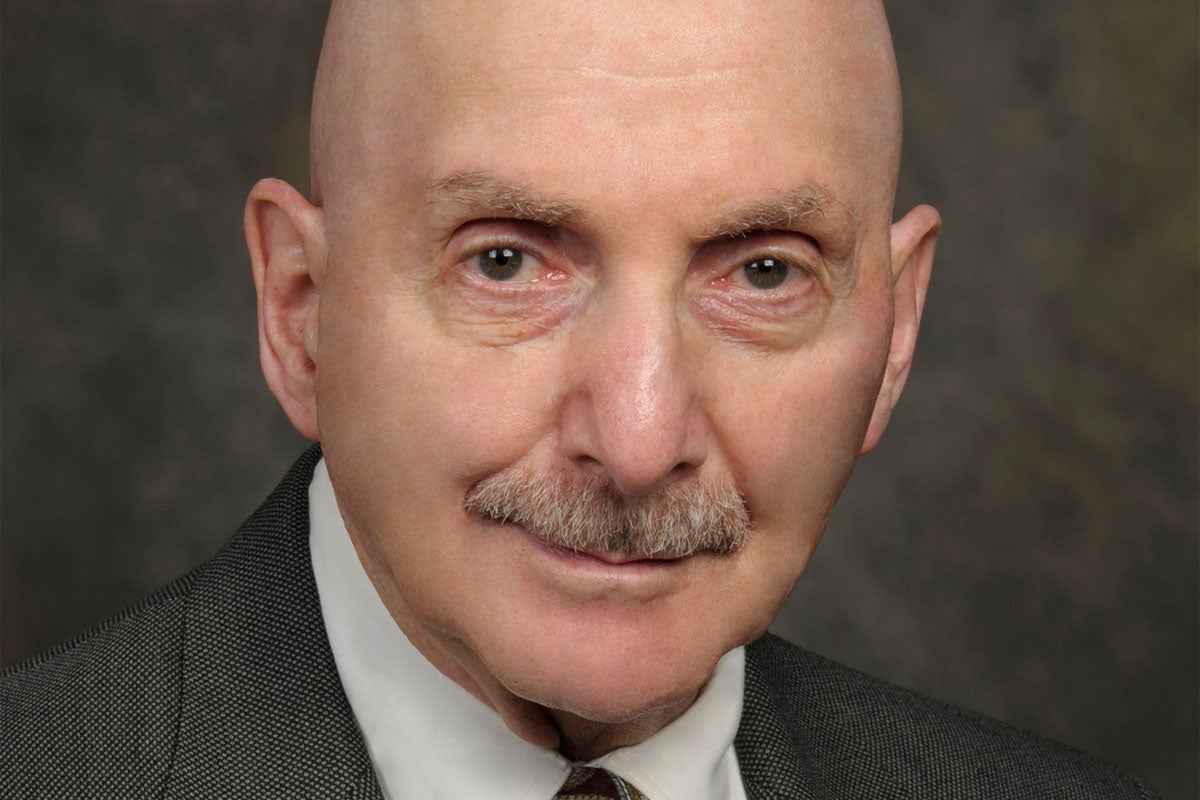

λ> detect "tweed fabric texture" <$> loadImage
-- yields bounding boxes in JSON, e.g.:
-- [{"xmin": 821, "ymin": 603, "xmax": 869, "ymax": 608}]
[
  {"xmin": 735, "ymin": 635, "xmax": 1159, "ymax": 799},
  {"xmin": 2, "ymin": 446, "xmax": 380, "ymax": 799},
  {"xmin": 557, "ymin": 766, "xmax": 649, "ymax": 800},
  {"xmin": 2, "ymin": 447, "xmax": 1159, "ymax": 798}
]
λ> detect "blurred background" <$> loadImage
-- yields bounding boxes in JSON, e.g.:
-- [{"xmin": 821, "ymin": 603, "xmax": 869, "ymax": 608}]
[{"xmin": 2, "ymin": 2, "xmax": 1196, "ymax": 796}]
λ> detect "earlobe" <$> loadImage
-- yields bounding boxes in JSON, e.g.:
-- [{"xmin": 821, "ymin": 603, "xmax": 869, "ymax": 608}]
[
  {"xmin": 860, "ymin": 204, "xmax": 941, "ymax": 454},
  {"xmin": 245, "ymin": 178, "xmax": 327, "ymax": 441}
]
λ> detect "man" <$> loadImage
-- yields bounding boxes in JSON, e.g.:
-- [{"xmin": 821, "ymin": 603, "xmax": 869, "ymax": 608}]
[{"xmin": 1, "ymin": 1, "xmax": 1158, "ymax": 798}]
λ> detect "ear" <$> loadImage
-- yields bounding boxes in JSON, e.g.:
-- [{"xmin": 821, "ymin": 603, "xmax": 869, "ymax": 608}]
[
  {"xmin": 860, "ymin": 204, "xmax": 940, "ymax": 454},
  {"xmin": 245, "ymin": 178, "xmax": 327, "ymax": 441}
]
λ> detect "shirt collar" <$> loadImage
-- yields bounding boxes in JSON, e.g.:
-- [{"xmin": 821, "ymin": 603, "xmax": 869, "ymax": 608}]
[{"xmin": 309, "ymin": 457, "xmax": 746, "ymax": 800}]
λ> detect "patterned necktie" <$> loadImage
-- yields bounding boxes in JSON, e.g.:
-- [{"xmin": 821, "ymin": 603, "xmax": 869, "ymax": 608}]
[{"xmin": 555, "ymin": 766, "xmax": 649, "ymax": 800}]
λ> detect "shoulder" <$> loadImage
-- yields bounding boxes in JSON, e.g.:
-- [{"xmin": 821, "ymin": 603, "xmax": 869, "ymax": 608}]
[
  {"xmin": 0, "ymin": 450, "xmax": 314, "ymax": 798},
  {"xmin": 740, "ymin": 634, "xmax": 1159, "ymax": 800},
  {"xmin": 0, "ymin": 447, "xmax": 372, "ymax": 800},
  {"xmin": 1, "ymin": 574, "xmax": 195, "ymax": 798}
]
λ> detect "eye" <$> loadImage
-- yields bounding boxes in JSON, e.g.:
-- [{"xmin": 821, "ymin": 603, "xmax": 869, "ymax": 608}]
[
  {"xmin": 476, "ymin": 247, "xmax": 526, "ymax": 281},
  {"xmin": 742, "ymin": 257, "xmax": 790, "ymax": 290}
]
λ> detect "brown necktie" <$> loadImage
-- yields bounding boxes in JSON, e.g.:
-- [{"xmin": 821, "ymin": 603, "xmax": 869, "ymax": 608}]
[{"xmin": 555, "ymin": 766, "xmax": 649, "ymax": 800}]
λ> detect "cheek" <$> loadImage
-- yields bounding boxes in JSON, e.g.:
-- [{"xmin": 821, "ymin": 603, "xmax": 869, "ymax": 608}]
[
  {"xmin": 710, "ymin": 312, "xmax": 891, "ymax": 542},
  {"xmin": 315, "ymin": 282, "xmax": 570, "ymax": 623},
  {"xmin": 317, "ymin": 281, "xmax": 563, "ymax": 486},
  {"xmin": 700, "ymin": 351, "xmax": 885, "ymax": 628}
]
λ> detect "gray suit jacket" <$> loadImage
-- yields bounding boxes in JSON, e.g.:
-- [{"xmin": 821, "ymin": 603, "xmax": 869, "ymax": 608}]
[{"xmin": 2, "ymin": 448, "xmax": 1158, "ymax": 799}]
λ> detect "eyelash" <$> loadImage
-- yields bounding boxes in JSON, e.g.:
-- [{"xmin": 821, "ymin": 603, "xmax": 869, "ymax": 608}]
[
  {"xmin": 723, "ymin": 254, "xmax": 816, "ymax": 291},
  {"xmin": 461, "ymin": 236, "xmax": 541, "ymax": 276},
  {"xmin": 454, "ymin": 225, "xmax": 819, "ymax": 293}
]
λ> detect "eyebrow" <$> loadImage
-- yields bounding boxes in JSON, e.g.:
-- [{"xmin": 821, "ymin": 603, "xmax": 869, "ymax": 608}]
[
  {"xmin": 427, "ymin": 171, "xmax": 584, "ymax": 227},
  {"xmin": 427, "ymin": 171, "xmax": 859, "ymax": 271},
  {"xmin": 697, "ymin": 184, "xmax": 855, "ymax": 242},
  {"xmin": 700, "ymin": 185, "xmax": 862, "ymax": 295}
]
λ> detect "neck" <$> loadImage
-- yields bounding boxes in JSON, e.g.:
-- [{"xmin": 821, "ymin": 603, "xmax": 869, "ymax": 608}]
[{"xmin": 549, "ymin": 701, "xmax": 695, "ymax": 761}]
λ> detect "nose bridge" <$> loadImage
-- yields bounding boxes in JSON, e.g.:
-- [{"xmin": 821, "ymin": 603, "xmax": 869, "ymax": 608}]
[{"xmin": 564, "ymin": 282, "xmax": 703, "ymax": 494}]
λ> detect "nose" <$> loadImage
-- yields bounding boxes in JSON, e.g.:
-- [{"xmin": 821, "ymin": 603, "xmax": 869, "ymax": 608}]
[{"xmin": 559, "ymin": 287, "xmax": 706, "ymax": 496}]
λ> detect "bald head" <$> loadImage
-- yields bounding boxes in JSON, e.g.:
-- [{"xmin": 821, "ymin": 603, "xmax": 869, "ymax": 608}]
[{"xmin": 309, "ymin": 0, "xmax": 903, "ymax": 219}]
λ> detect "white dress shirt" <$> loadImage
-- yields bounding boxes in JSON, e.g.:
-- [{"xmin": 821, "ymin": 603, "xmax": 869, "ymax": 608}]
[{"xmin": 309, "ymin": 458, "xmax": 748, "ymax": 800}]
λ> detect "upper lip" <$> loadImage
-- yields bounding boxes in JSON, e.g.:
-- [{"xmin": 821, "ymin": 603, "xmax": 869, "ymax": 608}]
[{"xmin": 491, "ymin": 518, "xmax": 689, "ymax": 564}]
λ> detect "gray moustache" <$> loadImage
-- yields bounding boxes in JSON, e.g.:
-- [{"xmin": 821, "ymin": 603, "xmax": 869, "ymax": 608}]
[{"xmin": 464, "ymin": 466, "xmax": 750, "ymax": 559}]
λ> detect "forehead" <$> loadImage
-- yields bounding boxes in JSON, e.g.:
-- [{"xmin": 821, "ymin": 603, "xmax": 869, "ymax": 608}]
[
  {"xmin": 419, "ymin": 1, "xmax": 826, "ymax": 78},
  {"xmin": 316, "ymin": 0, "xmax": 898, "ymax": 229}
]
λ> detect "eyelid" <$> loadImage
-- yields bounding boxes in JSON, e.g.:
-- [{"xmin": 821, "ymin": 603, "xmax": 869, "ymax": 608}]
[
  {"xmin": 718, "ymin": 250, "xmax": 820, "ymax": 294},
  {"xmin": 707, "ymin": 228, "xmax": 820, "ymax": 265},
  {"xmin": 465, "ymin": 236, "xmax": 534, "ymax": 261},
  {"xmin": 714, "ymin": 227, "xmax": 821, "ymax": 251},
  {"xmin": 451, "ymin": 226, "xmax": 573, "ymax": 289},
  {"xmin": 455, "ymin": 214, "xmax": 561, "ymax": 248},
  {"xmin": 461, "ymin": 240, "xmax": 540, "ymax": 283}
]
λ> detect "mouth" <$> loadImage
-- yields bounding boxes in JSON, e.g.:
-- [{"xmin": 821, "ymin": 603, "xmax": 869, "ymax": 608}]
[
  {"xmin": 570, "ymin": 548, "xmax": 684, "ymax": 565},
  {"xmin": 473, "ymin": 512, "xmax": 692, "ymax": 570},
  {"xmin": 532, "ymin": 536, "xmax": 692, "ymax": 578}
]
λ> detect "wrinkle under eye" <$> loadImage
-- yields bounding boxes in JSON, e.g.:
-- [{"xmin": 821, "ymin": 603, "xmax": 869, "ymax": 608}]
[
  {"xmin": 478, "ymin": 247, "xmax": 524, "ymax": 281},
  {"xmin": 743, "ymin": 258, "xmax": 788, "ymax": 290}
]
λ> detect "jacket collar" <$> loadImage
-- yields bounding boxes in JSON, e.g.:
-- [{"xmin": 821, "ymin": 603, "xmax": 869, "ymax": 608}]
[{"xmin": 735, "ymin": 637, "xmax": 818, "ymax": 800}]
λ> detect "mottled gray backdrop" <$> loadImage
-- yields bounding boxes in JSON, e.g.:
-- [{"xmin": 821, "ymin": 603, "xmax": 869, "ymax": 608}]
[{"xmin": 2, "ymin": 2, "xmax": 1196, "ymax": 797}]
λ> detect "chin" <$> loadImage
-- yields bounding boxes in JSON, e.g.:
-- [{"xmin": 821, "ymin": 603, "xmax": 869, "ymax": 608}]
[
  {"xmin": 468, "ymin": 605, "xmax": 747, "ymax": 726},
  {"xmin": 505, "ymin": 658, "xmax": 707, "ymax": 727}
]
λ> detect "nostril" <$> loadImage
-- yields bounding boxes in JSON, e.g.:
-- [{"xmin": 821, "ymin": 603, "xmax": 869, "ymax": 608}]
[
  {"xmin": 666, "ymin": 461, "xmax": 698, "ymax": 483},
  {"xmin": 557, "ymin": 338, "xmax": 706, "ymax": 495},
  {"xmin": 573, "ymin": 454, "xmax": 604, "ymax": 473}
]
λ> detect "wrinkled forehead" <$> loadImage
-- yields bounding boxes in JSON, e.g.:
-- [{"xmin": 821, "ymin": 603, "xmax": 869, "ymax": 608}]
[{"xmin": 311, "ymin": 0, "xmax": 900, "ymax": 218}]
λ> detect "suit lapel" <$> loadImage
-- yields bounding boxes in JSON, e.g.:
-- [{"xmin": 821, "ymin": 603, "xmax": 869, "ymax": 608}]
[
  {"xmin": 735, "ymin": 640, "xmax": 819, "ymax": 800},
  {"xmin": 162, "ymin": 446, "xmax": 382, "ymax": 800}
]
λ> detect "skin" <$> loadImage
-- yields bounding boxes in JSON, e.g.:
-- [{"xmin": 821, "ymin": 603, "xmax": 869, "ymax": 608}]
[{"xmin": 246, "ymin": 0, "xmax": 940, "ymax": 761}]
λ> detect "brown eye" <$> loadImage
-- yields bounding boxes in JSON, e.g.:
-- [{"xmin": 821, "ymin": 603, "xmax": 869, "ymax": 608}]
[
  {"xmin": 477, "ymin": 247, "xmax": 525, "ymax": 281},
  {"xmin": 743, "ymin": 257, "xmax": 788, "ymax": 290}
]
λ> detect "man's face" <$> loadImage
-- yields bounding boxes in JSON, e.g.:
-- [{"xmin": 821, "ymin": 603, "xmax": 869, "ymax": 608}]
[{"xmin": 305, "ymin": 0, "xmax": 913, "ymax": 727}]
